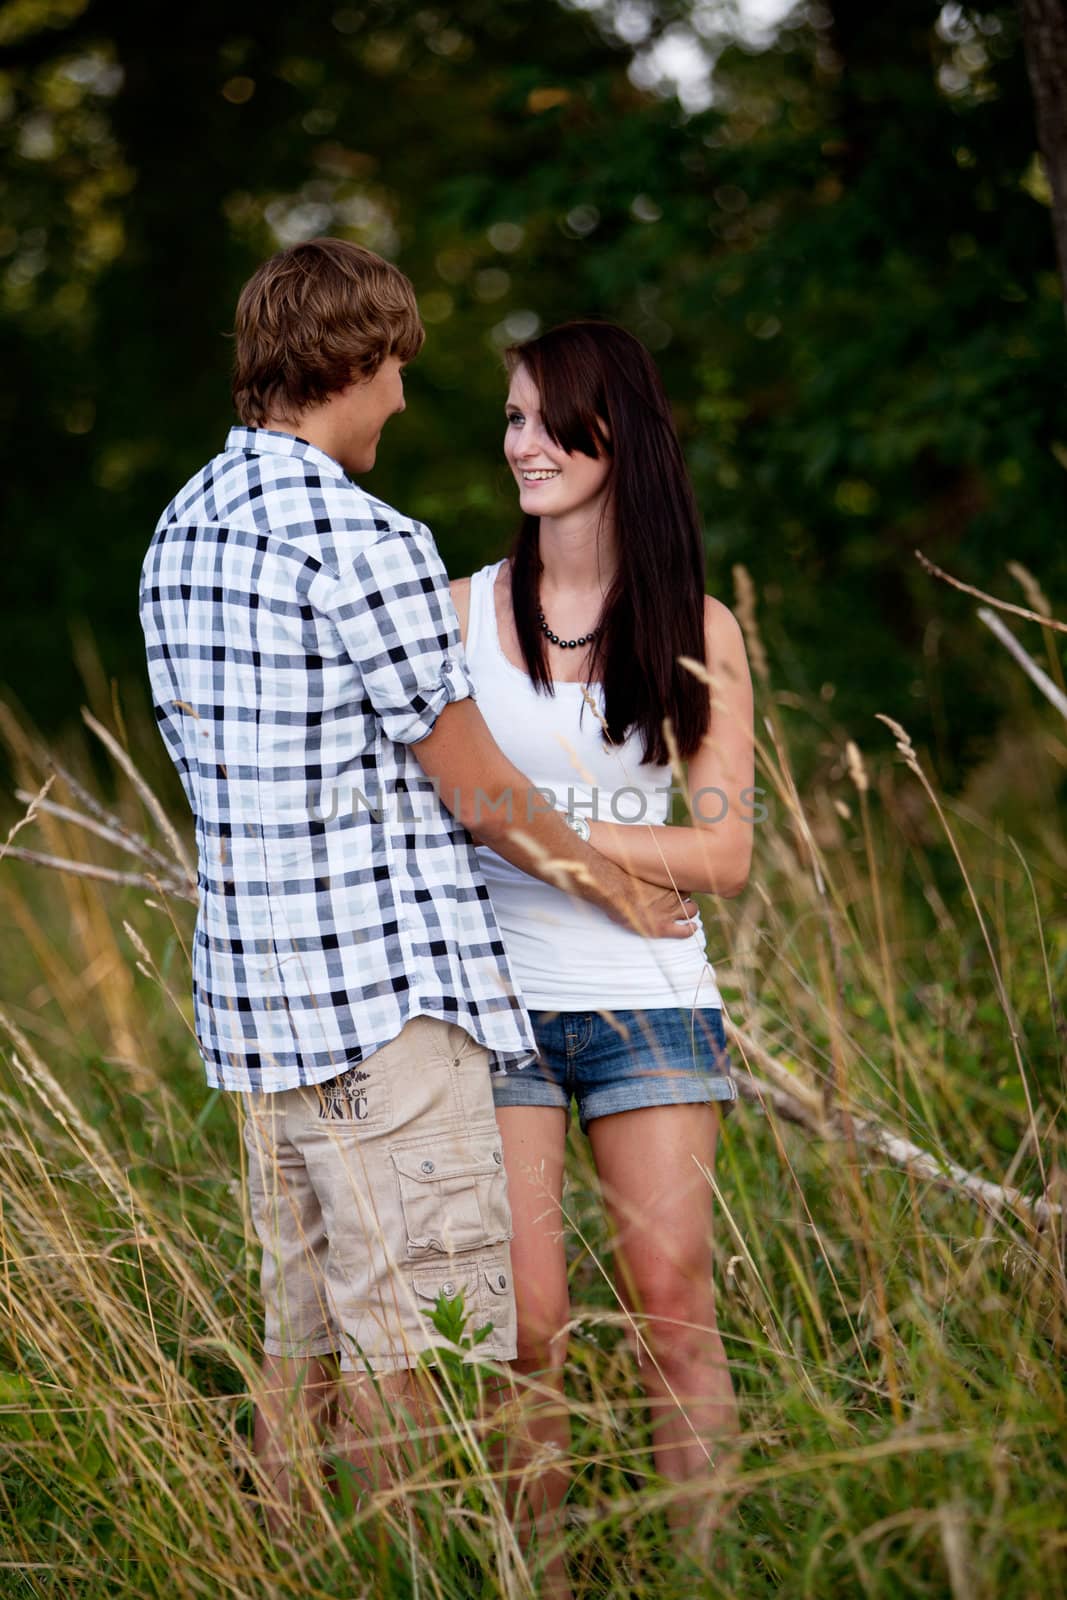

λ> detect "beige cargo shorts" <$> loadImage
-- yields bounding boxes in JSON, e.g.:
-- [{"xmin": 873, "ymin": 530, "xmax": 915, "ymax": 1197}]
[{"xmin": 241, "ymin": 1016, "xmax": 516, "ymax": 1372}]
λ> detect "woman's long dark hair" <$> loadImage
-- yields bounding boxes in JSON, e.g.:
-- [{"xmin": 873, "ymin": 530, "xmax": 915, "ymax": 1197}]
[{"xmin": 507, "ymin": 320, "xmax": 710, "ymax": 764}]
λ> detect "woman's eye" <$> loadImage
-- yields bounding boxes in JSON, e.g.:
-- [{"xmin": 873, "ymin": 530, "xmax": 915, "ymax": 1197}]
[{"xmin": 506, "ymin": 411, "xmax": 523, "ymax": 426}]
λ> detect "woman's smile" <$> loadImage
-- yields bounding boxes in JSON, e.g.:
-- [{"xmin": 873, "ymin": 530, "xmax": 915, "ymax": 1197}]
[{"xmin": 505, "ymin": 364, "xmax": 611, "ymax": 522}]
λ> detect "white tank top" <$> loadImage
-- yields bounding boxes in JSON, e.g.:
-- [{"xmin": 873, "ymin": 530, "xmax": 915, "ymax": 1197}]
[{"xmin": 466, "ymin": 561, "xmax": 721, "ymax": 1012}]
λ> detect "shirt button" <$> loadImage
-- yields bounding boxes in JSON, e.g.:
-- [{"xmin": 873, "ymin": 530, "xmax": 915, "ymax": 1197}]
[{"xmin": 442, "ymin": 660, "xmax": 453, "ymax": 675}]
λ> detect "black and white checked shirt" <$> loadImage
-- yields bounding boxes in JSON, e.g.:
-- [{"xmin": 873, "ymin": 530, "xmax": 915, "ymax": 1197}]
[{"xmin": 140, "ymin": 427, "xmax": 534, "ymax": 1093}]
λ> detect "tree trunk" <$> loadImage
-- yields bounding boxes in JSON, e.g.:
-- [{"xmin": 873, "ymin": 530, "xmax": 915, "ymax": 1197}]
[{"xmin": 1018, "ymin": 0, "xmax": 1067, "ymax": 310}]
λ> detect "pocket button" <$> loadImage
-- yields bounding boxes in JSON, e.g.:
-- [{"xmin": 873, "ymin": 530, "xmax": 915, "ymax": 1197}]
[
  {"xmin": 442, "ymin": 1280, "xmax": 456, "ymax": 1297},
  {"xmin": 421, "ymin": 1160, "xmax": 435, "ymax": 1174},
  {"xmin": 493, "ymin": 1151, "xmax": 502, "ymax": 1164}
]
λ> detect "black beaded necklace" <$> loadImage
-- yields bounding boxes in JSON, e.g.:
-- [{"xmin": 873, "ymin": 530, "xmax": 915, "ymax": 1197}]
[{"xmin": 537, "ymin": 606, "xmax": 600, "ymax": 651}]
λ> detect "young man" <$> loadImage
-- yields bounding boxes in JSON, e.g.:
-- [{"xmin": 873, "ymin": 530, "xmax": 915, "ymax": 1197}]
[{"xmin": 139, "ymin": 237, "xmax": 695, "ymax": 1516}]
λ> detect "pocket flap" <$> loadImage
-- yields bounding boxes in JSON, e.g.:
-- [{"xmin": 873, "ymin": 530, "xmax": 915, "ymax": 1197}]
[
  {"xmin": 411, "ymin": 1264, "xmax": 479, "ymax": 1304},
  {"xmin": 391, "ymin": 1142, "xmax": 504, "ymax": 1185},
  {"xmin": 391, "ymin": 1125, "xmax": 512, "ymax": 1259}
]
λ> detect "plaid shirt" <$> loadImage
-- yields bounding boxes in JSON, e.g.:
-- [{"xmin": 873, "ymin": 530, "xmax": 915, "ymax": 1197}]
[{"xmin": 139, "ymin": 427, "xmax": 534, "ymax": 1093}]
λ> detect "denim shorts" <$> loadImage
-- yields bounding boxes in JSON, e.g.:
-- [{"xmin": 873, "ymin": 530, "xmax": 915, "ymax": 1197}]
[{"xmin": 491, "ymin": 1008, "xmax": 737, "ymax": 1133}]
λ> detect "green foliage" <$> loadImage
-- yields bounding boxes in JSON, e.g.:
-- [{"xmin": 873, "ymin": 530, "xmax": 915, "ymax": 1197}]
[
  {"xmin": 1, "ymin": 0, "xmax": 1064, "ymax": 777},
  {"xmin": 422, "ymin": 1287, "xmax": 495, "ymax": 1358}
]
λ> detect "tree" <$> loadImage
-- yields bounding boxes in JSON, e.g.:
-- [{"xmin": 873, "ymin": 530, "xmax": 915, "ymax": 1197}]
[
  {"xmin": 1, "ymin": 0, "xmax": 1064, "ymax": 779},
  {"xmin": 1018, "ymin": 0, "xmax": 1067, "ymax": 306}
]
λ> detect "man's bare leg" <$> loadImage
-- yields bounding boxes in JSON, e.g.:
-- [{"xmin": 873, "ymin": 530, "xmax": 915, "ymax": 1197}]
[
  {"xmin": 253, "ymin": 1353, "xmax": 337, "ymax": 1534},
  {"xmin": 333, "ymin": 1365, "xmax": 439, "ymax": 1501}
]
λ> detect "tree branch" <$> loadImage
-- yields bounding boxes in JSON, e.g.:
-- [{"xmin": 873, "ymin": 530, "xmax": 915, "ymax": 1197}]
[
  {"xmin": 978, "ymin": 606, "xmax": 1067, "ymax": 720},
  {"xmin": 1, "ymin": 846, "xmax": 194, "ymax": 902},
  {"xmin": 734, "ymin": 1070, "xmax": 1060, "ymax": 1226}
]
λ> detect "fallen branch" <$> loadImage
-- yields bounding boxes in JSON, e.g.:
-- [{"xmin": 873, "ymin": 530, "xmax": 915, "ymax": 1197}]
[
  {"xmin": 727, "ymin": 1025, "xmax": 825, "ymax": 1116},
  {"xmin": 1, "ymin": 846, "xmax": 195, "ymax": 903},
  {"xmin": 977, "ymin": 607, "xmax": 1067, "ymax": 722},
  {"xmin": 852, "ymin": 1107, "xmax": 1059, "ymax": 1226},
  {"xmin": 4, "ymin": 731, "xmax": 1056, "ymax": 1230},
  {"xmin": 733, "ymin": 1069, "xmax": 1060, "ymax": 1227},
  {"xmin": 81, "ymin": 709, "xmax": 195, "ymax": 883},
  {"xmin": 36, "ymin": 763, "xmax": 184, "ymax": 881},
  {"xmin": 14, "ymin": 789, "xmax": 187, "ymax": 874}
]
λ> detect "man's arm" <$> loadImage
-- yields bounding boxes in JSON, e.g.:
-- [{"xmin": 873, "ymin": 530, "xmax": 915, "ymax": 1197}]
[
  {"xmin": 411, "ymin": 698, "xmax": 697, "ymax": 942},
  {"xmin": 324, "ymin": 528, "xmax": 690, "ymax": 938}
]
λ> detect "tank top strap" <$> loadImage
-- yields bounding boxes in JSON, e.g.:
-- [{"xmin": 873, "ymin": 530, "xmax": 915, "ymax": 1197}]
[{"xmin": 466, "ymin": 559, "xmax": 506, "ymax": 658}]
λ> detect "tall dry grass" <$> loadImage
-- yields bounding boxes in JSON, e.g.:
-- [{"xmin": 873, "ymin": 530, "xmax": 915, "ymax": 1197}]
[{"xmin": 0, "ymin": 632, "xmax": 1063, "ymax": 1597}]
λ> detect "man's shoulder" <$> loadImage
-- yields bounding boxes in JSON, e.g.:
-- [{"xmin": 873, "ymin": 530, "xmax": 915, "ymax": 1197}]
[
  {"xmin": 153, "ymin": 444, "xmax": 431, "ymax": 574},
  {"xmin": 347, "ymin": 487, "xmax": 429, "ymax": 544}
]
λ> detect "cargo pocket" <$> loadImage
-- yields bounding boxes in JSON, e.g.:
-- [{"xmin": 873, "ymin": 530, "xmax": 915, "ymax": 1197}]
[
  {"xmin": 410, "ymin": 1257, "xmax": 514, "ymax": 1355},
  {"xmin": 390, "ymin": 1126, "xmax": 512, "ymax": 1260}
]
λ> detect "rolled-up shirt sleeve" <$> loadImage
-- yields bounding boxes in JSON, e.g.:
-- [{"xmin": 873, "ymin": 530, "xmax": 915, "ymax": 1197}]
[{"xmin": 326, "ymin": 521, "xmax": 474, "ymax": 746}]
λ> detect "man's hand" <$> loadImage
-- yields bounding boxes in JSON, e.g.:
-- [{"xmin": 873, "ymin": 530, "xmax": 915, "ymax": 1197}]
[
  {"xmin": 411, "ymin": 699, "xmax": 698, "ymax": 941},
  {"xmin": 610, "ymin": 877, "xmax": 700, "ymax": 941}
]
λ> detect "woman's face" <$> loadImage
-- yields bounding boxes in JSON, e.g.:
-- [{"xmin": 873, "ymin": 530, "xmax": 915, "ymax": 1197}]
[{"xmin": 504, "ymin": 363, "xmax": 611, "ymax": 524}]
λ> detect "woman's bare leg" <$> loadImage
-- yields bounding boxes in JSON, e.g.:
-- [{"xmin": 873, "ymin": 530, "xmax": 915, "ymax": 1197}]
[
  {"xmin": 587, "ymin": 1103, "xmax": 737, "ymax": 1549},
  {"xmin": 494, "ymin": 1105, "xmax": 572, "ymax": 1599}
]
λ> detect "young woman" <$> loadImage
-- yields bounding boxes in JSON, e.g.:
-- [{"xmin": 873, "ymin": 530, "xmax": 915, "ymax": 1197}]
[{"xmin": 451, "ymin": 321, "xmax": 754, "ymax": 1589}]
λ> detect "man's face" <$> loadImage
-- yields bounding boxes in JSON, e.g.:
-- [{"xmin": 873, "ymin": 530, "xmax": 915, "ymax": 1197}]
[{"xmin": 336, "ymin": 356, "xmax": 406, "ymax": 475}]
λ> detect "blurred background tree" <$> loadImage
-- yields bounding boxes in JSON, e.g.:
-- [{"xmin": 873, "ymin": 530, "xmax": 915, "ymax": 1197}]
[{"xmin": 1, "ymin": 0, "xmax": 1064, "ymax": 785}]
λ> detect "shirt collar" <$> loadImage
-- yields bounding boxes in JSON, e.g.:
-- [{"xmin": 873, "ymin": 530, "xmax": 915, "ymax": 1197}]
[{"xmin": 225, "ymin": 426, "xmax": 349, "ymax": 482}]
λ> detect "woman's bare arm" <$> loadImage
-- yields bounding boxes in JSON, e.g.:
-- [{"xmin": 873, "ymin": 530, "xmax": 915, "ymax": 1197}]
[{"xmin": 585, "ymin": 596, "xmax": 756, "ymax": 897}]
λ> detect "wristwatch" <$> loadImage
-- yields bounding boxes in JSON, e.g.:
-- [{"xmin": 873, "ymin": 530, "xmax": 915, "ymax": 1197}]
[{"xmin": 563, "ymin": 813, "xmax": 591, "ymax": 843}]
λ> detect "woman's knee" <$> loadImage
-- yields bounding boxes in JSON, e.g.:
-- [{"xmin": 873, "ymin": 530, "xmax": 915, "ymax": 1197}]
[
  {"xmin": 630, "ymin": 1277, "xmax": 719, "ymax": 1358},
  {"xmin": 514, "ymin": 1299, "xmax": 570, "ymax": 1371}
]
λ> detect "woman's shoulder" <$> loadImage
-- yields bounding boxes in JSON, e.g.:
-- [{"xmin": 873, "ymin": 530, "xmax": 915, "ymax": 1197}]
[
  {"xmin": 451, "ymin": 558, "xmax": 509, "ymax": 641},
  {"xmin": 701, "ymin": 593, "xmax": 753, "ymax": 699},
  {"xmin": 492, "ymin": 555, "xmax": 512, "ymax": 598},
  {"xmin": 450, "ymin": 575, "xmax": 472, "ymax": 639},
  {"xmin": 451, "ymin": 557, "xmax": 508, "ymax": 590},
  {"xmin": 703, "ymin": 592, "xmax": 744, "ymax": 650}
]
